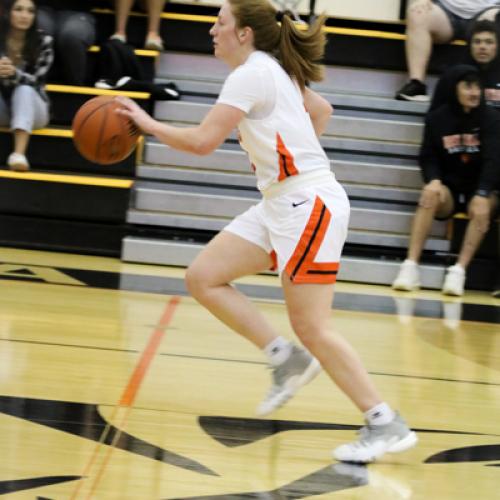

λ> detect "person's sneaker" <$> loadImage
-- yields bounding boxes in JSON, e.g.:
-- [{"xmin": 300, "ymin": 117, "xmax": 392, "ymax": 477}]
[
  {"xmin": 256, "ymin": 345, "xmax": 321, "ymax": 416},
  {"xmin": 395, "ymin": 79, "xmax": 429, "ymax": 102},
  {"xmin": 7, "ymin": 152, "xmax": 29, "ymax": 172},
  {"xmin": 442, "ymin": 264, "xmax": 466, "ymax": 296},
  {"xmin": 493, "ymin": 286, "xmax": 500, "ymax": 299},
  {"xmin": 333, "ymin": 413, "xmax": 418, "ymax": 463},
  {"xmin": 144, "ymin": 36, "xmax": 164, "ymax": 51},
  {"xmin": 392, "ymin": 260, "xmax": 420, "ymax": 291},
  {"xmin": 109, "ymin": 33, "xmax": 127, "ymax": 43}
]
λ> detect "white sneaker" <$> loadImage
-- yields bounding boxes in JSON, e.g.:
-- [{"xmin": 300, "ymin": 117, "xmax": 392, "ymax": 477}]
[
  {"xmin": 392, "ymin": 260, "xmax": 420, "ymax": 291},
  {"xmin": 442, "ymin": 264, "xmax": 465, "ymax": 296},
  {"xmin": 256, "ymin": 345, "xmax": 321, "ymax": 416},
  {"xmin": 333, "ymin": 413, "xmax": 418, "ymax": 463},
  {"xmin": 7, "ymin": 152, "xmax": 29, "ymax": 172}
]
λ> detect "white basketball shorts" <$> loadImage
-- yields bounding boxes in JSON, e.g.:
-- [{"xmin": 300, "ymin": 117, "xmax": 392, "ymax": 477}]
[{"xmin": 224, "ymin": 178, "xmax": 350, "ymax": 284}]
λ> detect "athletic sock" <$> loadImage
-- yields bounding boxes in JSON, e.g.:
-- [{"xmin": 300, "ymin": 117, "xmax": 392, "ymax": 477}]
[
  {"xmin": 263, "ymin": 336, "xmax": 293, "ymax": 366},
  {"xmin": 365, "ymin": 402, "xmax": 395, "ymax": 426}
]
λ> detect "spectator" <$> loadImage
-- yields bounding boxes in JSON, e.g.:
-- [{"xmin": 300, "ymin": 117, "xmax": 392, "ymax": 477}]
[
  {"xmin": 393, "ymin": 65, "xmax": 500, "ymax": 296},
  {"xmin": 0, "ymin": 0, "xmax": 53, "ymax": 171},
  {"xmin": 36, "ymin": 1, "xmax": 98, "ymax": 86},
  {"xmin": 431, "ymin": 20, "xmax": 500, "ymax": 110},
  {"xmin": 396, "ymin": 0, "xmax": 500, "ymax": 102},
  {"xmin": 109, "ymin": 0, "xmax": 166, "ymax": 50}
]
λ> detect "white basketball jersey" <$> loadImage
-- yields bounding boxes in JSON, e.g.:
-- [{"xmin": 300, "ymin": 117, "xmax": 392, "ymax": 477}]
[{"xmin": 217, "ymin": 51, "xmax": 330, "ymax": 192}]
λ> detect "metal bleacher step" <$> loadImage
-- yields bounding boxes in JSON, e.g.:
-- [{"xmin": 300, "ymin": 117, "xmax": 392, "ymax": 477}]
[
  {"xmin": 127, "ymin": 208, "xmax": 448, "ymax": 253},
  {"xmin": 155, "ymin": 100, "xmax": 424, "ymax": 144},
  {"xmin": 158, "ymin": 51, "xmax": 434, "ymax": 107},
  {"xmin": 141, "ymin": 144, "xmax": 421, "ymax": 188},
  {"xmin": 120, "ymin": 50, "xmax": 448, "ymax": 288},
  {"xmin": 121, "ymin": 237, "xmax": 447, "ymax": 289},
  {"xmin": 131, "ymin": 181, "xmax": 447, "ymax": 238}
]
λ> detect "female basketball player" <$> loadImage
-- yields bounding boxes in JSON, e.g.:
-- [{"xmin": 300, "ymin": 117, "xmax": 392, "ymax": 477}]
[
  {"xmin": 0, "ymin": 0, "xmax": 53, "ymax": 171},
  {"xmin": 117, "ymin": 0, "xmax": 418, "ymax": 463}
]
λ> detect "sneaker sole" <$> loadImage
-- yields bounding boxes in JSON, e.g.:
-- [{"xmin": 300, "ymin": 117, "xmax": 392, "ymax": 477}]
[
  {"xmin": 387, "ymin": 431, "xmax": 418, "ymax": 454},
  {"xmin": 256, "ymin": 358, "xmax": 322, "ymax": 416},
  {"xmin": 392, "ymin": 283, "xmax": 420, "ymax": 292},
  {"xmin": 333, "ymin": 431, "xmax": 418, "ymax": 463},
  {"xmin": 9, "ymin": 163, "xmax": 29, "ymax": 172},
  {"xmin": 396, "ymin": 94, "xmax": 430, "ymax": 102}
]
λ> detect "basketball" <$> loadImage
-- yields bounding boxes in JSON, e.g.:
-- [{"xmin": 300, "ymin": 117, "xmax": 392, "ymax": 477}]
[{"xmin": 72, "ymin": 95, "xmax": 141, "ymax": 165}]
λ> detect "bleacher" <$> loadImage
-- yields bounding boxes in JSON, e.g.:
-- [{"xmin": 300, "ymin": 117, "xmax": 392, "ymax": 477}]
[{"xmin": 1, "ymin": 2, "xmax": 496, "ymax": 289}]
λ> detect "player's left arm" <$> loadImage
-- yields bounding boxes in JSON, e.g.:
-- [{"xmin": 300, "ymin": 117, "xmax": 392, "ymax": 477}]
[
  {"xmin": 116, "ymin": 97, "xmax": 244, "ymax": 155},
  {"xmin": 302, "ymin": 87, "xmax": 333, "ymax": 137}
]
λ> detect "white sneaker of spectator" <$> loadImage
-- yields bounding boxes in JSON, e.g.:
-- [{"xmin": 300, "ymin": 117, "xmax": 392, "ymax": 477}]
[
  {"xmin": 442, "ymin": 264, "xmax": 466, "ymax": 296},
  {"xmin": 7, "ymin": 152, "xmax": 29, "ymax": 172},
  {"xmin": 392, "ymin": 260, "xmax": 420, "ymax": 291}
]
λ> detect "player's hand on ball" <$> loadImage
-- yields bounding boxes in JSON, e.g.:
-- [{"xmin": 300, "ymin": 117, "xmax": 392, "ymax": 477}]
[{"xmin": 115, "ymin": 96, "xmax": 157, "ymax": 134}]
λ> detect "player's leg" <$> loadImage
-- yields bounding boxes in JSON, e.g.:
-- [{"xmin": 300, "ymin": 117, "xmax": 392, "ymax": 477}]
[
  {"xmin": 282, "ymin": 267, "xmax": 417, "ymax": 462},
  {"xmin": 185, "ymin": 207, "xmax": 320, "ymax": 415},
  {"xmin": 185, "ymin": 230, "xmax": 279, "ymax": 349}
]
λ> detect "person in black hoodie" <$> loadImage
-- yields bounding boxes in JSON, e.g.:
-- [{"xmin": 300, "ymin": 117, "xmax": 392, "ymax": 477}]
[{"xmin": 393, "ymin": 65, "xmax": 500, "ymax": 296}]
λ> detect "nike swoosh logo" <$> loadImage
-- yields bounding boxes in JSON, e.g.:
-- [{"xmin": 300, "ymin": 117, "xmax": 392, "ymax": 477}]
[{"xmin": 292, "ymin": 200, "xmax": 308, "ymax": 207}]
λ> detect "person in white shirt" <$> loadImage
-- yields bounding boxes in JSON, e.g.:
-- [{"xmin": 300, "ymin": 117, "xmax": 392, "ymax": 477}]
[
  {"xmin": 116, "ymin": 0, "xmax": 418, "ymax": 464},
  {"xmin": 396, "ymin": 0, "xmax": 500, "ymax": 101}
]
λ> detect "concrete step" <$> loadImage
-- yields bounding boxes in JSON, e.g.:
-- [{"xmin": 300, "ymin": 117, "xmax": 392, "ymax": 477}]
[{"xmin": 121, "ymin": 237, "xmax": 447, "ymax": 289}]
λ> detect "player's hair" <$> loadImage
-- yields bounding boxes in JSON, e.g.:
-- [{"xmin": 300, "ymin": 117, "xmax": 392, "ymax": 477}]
[{"xmin": 228, "ymin": 0, "xmax": 327, "ymax": 90}]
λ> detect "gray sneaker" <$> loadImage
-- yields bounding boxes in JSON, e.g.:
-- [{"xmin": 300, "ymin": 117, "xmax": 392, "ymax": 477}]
[
  {"xmin": 333, "ymin": 413, "xmax": 418, "ymax": 463},
  {"xmin": 256, "ymin": 345, "xmax": 321, "ymax": 416}
]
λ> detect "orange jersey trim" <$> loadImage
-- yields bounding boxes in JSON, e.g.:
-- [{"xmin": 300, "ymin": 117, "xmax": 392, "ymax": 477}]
[
  {"xmin": 276, "ymin": 132, "xmax": 299, "ymax": 181},
  {"xmin": 285, "ymin": 196, "xmax": 339, "ymax": 284}
]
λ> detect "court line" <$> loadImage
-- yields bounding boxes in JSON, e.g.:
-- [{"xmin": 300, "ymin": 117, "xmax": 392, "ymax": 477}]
[
  {"xmin": 1, "ymin": 336, "xmax": 499, "ymax": 388},
  {"xmin": 70, "ymin": 296, "xmax": 180, "ymax": 499}
]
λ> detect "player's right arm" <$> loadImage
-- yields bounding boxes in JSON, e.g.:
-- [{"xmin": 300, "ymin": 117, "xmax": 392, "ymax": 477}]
[{"xmin": 116, "ymin": 97, "xmax": 244, "ymax": 156}]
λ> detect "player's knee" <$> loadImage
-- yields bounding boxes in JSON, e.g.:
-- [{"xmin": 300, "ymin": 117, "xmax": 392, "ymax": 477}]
[
  {"xmin": 290, "ymin": 318, "xmax": 324, "ymax": 351},
  {"xmin": 185, "ymin": 264, "xmax": 215, "ymax": 300}
]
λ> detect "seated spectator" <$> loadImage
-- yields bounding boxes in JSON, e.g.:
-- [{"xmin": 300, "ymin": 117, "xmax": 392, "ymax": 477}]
[
  {"xmin": 393, "ymin": 66, "xmax": 500, "ymax": 296},
  {"xmin": 0, "ymin": 0, "xmax": 53, "ymax": 172},
  {"xmin": 396, "ymin": 0, "xmax": 500, "ymax": 102},
  {"xmin": 431, "ymin": 20, "xmax": 500, "ymax": 110},
  {"xmin": 109, "ymin": 0, "xmax": 166, "ymax": 50},
  {"xmin": 36, "ymin": 1, "xmax": 99, "ymax": 86}
]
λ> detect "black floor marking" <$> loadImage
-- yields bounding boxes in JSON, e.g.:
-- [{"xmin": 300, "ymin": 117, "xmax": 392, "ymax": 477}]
[
  {"xmin": 1, "ymin": 261, "xmax": 498, "ymax": 324},
  {"xmin": 0, "ymin": 475, "xmax": 80, "ymax": 495},
  {"xmin": 198, "ymin": 416, "xmax": 499, "ymax": 448},
  {"xmin": 0, "ymin": 395, "xmax": 217, "ymax": 477},
  {"xmin": 167, "ymin": 463, "xmax": 368, "ymax": 499},
  {"xmin": 425, "ymin": 444, "xmax": 500, "ymax": 464}
]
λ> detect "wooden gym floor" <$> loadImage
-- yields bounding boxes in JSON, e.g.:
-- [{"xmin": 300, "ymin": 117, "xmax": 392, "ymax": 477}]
[{"xmin": 0, "ymin": 247, "xmax": 499, "ymax": 499}]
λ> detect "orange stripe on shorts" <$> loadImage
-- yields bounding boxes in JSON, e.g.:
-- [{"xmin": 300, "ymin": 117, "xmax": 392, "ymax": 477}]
[{"xmin": 285, "ymin": 196, "xmax": 339, "ymax": 284}]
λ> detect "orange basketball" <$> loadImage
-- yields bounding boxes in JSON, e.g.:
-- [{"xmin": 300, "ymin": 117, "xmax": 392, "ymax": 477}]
[{"xmin": 72, "ymin": 95, "xmax": 141, "ymax": 165}]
